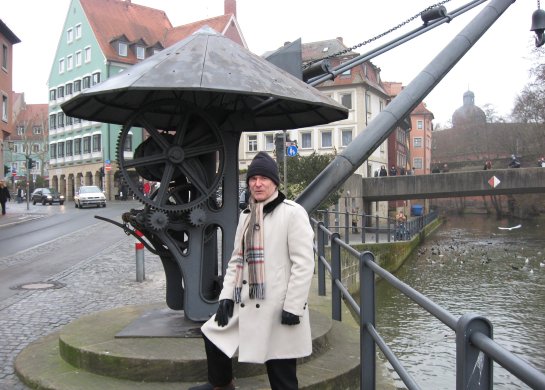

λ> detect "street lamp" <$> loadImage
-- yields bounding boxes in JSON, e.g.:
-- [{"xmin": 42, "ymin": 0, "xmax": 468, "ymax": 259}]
[{"xmin": 531, "ymin": 1, "xmax": 545, "ymax": 47}]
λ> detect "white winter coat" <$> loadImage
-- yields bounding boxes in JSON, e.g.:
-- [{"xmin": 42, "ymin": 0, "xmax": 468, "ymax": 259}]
[{"xmin": 201, "ymin": 194, "xmax": 315, "ymax": 364}]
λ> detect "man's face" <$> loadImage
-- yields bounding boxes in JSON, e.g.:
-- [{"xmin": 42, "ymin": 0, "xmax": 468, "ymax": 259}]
[{"xmin": 248, "ymin": 175, "xmax": 276, "ymax": 202}]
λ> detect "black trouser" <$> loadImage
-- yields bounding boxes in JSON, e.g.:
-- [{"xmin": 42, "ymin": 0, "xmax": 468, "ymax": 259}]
[{"xmin": 203, "ymin": 335, "xmax": 298, "ymax": 389}]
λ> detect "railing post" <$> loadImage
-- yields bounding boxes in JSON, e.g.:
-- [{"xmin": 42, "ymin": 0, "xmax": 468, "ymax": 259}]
[
  {"xmin": 345, "ymin": 209, "xmax": 350, "ymax": 244},
  {"xmin": 317, "ymin": 222, "xmax": 326, "ymax": 296},
  {"xmin": 360, "ymin": 251, "xmax": 376, "ymax": 390},
  {"xmin": 375, "ymin": 214, "xmax": 379, "ymax": 243},
  {"xmin": 330, "ymin": 233, "xmax": 342, "ymax": 321},
  {"xmin": 323, "ymin": 210, "xmax": 330, "ymax": 246},
  {"xmin": 456, "ymin": 313, "xmax": 493, "ymax": 390},
  {"xmin": 388, "ymin": 217, "xmax": 392, "ymax": 242},
  {"xmin": 362, "ymin": 212, "xmax": 366, "ymax": 243}
]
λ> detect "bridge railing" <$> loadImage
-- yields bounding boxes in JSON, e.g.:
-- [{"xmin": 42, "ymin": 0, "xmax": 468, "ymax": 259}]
[
  {"xmin": 316, "ymin": 209, "xmax": 438, "ymax": 243},
  {"xmin": 311, "ymin": 219, "xmax": 545, "ymax": 389}
]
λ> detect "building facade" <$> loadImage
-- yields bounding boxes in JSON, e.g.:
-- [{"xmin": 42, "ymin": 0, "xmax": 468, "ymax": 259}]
[
  {"xmin": 0, "ymin": 19, "xmax": 20, "ymax": 182},
  {"xmin": 48, "ymin": 0, "xmax": 245, "ymax": 200}
]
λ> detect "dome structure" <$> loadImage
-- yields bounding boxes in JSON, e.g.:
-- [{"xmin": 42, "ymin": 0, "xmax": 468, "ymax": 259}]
[{"xmin": 451, "ymin": 90, "xmax": 486, "ymax": 127}]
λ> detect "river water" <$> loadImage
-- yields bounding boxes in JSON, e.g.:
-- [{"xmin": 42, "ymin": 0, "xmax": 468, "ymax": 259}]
[{"xmin": 376, "ymin": 214, "xmax": 545, "ymax": 389}]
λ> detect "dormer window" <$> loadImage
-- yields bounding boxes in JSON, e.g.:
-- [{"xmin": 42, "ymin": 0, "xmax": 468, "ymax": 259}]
[
  {"xmin": 136, "ymin": 46, "xmax": 145, "ymax": 60},
  {"xmin": 119, "ymin": 42, "xmax": 128, "ymax": 57}
]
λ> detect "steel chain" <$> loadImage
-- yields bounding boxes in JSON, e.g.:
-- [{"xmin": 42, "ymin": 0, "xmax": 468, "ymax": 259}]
[{"xmin": 302, "ymin": 0, "xmax": 453, "ymax": 69}]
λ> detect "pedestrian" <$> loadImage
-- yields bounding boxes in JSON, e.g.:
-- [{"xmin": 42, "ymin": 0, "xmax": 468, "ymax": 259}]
[
  {"xmin": 484, "ymin": 160, "xmax": 492, "ymax": 170},
  {"xmin": 508, "ymin": 155, "xmax": 521, "ymax": 168},
  {"xmin": 379, "ymin": 165, "xmax": 388, "ymax": 177},
  {"xmin": 431, "ymin": 166, "xmax": 440, "ymax": 173},
  {"xmin": 389, "ymin": 166, "xmax": 397, "ymax": 176},
  {"xmin": 16, "ymin": 185, "xmax": 24, "ymax": 203},
  {"xmin": 192, "ymin": 151, "xmax": 315, "ymax": 390},
  {"xmin": 352, "ymin": 207, "xmax": 359, "ymax": 233},
  {"xmin": 442, "ymin": 163, "xmax": 450, "ymax": 173},
  {"xmin": 0, "ymin": 181, "xmax": 11, "ymax": 215}
]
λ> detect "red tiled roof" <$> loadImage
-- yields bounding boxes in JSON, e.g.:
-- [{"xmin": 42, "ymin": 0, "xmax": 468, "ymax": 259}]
[
  {"xmin": 165, "ymin": 14, "xmax": 234, "ymax": 46},
  {"xmin": 80, "ymin": 0, "xmax": 172, "ymax": 64}
]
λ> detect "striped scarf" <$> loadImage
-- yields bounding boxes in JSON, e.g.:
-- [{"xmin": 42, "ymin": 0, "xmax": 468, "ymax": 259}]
[{"xmin": 234, "ymin": 200, "xmax": 265, "ymax": 303}]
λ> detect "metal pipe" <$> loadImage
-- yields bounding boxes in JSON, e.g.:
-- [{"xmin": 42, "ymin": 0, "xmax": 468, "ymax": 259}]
[{"xmin": 297, "ymin": 0, "xmax": 516, "ymax": 213}]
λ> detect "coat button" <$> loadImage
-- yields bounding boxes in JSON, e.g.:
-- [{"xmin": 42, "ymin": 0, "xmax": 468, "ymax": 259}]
[
  {"xmin": 240, "ymin": 303, "xmax": 245, "ymax": 308},
  {"xmin": 255, "ymin": 304, "xmax": 260, "ymax": 308},
  {"xmin": 243, "ymin": 280, "xmax": 247, "ymax": 284}
]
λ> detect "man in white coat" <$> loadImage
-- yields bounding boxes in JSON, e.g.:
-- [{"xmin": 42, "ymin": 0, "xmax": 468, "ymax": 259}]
[{"xmin": 190, "ymin": 151, "xmax": 315, "ymax": 390}]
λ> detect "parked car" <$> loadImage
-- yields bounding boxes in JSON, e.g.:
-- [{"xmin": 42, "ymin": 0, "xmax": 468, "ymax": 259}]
[
  {"xmin": 74, "ymin": 185, "xmax": 106, "ymax": 209},
  {"xmin": 31, "ymin": 188, "xmax": 65, "ymax": 205}
]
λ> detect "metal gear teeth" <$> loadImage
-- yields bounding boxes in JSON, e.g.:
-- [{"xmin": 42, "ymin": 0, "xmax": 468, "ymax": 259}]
[
  {"xmin": 146, "ymin": 210, "xmax": 170, "ymax": 231},
  {"xmin": 188, "ymin": 206, "xmax": 207, "ymax": 227}
]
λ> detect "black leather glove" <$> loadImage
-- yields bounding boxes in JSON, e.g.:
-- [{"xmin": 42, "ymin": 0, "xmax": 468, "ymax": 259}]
[
  {"xmin": 281, "ymin": 310, "xmax": 300, "ymax": 325},
  {"xmin": 215, "ymin": 299, "xmax": 234, "ymax": 327}
]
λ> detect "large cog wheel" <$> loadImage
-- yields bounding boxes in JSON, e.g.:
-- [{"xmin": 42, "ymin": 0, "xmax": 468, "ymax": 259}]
[{"xmin": 117, "ymin": 99, "xmax": 225, "ymax": 213}]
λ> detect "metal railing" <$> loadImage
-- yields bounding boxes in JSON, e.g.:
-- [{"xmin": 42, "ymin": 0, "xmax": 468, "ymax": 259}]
[
  {"xmin": 312, "ymin": 216, "xmax": 545, "ymax": 389},
  {"xmin": 317, "ymin": 209, "xmax": 438, "ymax": 244}
]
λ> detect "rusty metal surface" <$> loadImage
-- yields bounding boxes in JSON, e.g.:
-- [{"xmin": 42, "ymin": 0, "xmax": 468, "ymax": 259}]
[{"xmin": 61, "ymin": 27, "xmax": 347, "ymax": 132}]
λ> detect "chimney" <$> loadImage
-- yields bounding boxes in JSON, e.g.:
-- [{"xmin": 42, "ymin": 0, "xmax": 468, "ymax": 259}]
[{"xmin": 225, "ymin": 0, "xmax": 237, "ymax": 17}]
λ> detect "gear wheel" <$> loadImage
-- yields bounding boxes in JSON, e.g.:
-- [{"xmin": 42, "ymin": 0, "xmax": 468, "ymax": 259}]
[
  {"xmin": 188, "ymin": 207, "xmax": 207, "ymax": 227},
  {"xmin": 147, "ymin": 210, "xmax": 170, "ymax": 231},
  {"xmin": 116, "ymin": 99, "xmax": 225, "ymax": 213}
]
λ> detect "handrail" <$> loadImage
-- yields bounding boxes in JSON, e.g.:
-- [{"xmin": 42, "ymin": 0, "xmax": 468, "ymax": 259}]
[{"xmin": 311, "ymin": 214, "xmax": 545, "ymax": 389}]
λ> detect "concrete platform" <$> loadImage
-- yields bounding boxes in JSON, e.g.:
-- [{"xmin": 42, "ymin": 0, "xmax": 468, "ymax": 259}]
[{"xmin": 15, "ymin": 303, "xmax": 361, "ymax": 389}]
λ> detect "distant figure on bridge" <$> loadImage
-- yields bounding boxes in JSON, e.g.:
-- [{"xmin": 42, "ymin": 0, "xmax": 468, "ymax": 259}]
[
  {"xmin": 508, "ymin": 155, "xmax": 521, "ymax": 168},
  {"xmin": 195, "ymin": 151, "xmax": 315, "ymax": 390},
  {"xmin": 442, "ymin": 163, "xmax": 450, "ymax": 173},
  {"xmin": 538, "ymin": 157, "xmax": 545, "ymax": 167},
  {"xmin": 389, "ymin": 166, "xmax": 397, "ymax": 176},
  {"xmin": 431, "ymin": 166, "xmax": 441, "ymax": 173},
  {"xmin": 379, "ymin": 165, "xmax": 388, "ymax": 176},
  {"xmin": 484, "ymin": 160, "xmax": 492, "ymax": 170}
]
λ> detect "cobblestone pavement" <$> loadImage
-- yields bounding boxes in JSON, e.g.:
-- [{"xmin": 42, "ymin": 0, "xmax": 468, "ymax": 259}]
[{"xmin": 0, "ymin": 225, "xmax": 167, "ymax": 389}]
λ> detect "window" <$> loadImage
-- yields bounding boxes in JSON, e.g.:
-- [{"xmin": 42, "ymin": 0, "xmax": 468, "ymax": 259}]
[
  {"xmin": 413, "ymin": 157, "xmax": 423, "ymax": 169},
  {"xmin": 248, "ymin": 135, "xmax": 257, "ymax": 152},
  {"xmin": 59, "ymin": 58, "xmax": 65, "ymax": 73},
  {"xmin": 84, "ymin": 46, "xmax": 91, "ymax": 62},
  {"xmin": 340, "ymin": 93, "xmax": 352, "ymax": 109},
  {"xmin": 2, "ymin": 95, "xmax": 8, "ymax": 122},
  {"xmin": 49, "ymin": 114, "xmax": 57, "ymax": 129},
  {"xmin": 413, "ymin": 137, "xmax": 423, "ymax": 148},
  {"xmin": 57, "ymin": 142, "xmax": 65, "ymax": 158},
  {"xmin": 417, "ymin": 120, "xmax": 423, "ymax": 129},
  {"xmin": 301, "ymin": 132, "xmax": 312, "ymax": 149},
  {"xmin": 57, "ymin": 86, "xmax": 64, "ymax": 99},
  {"xmin": 341, "ymin": 128, "xmax": 353, "ymax": 147},
  {"xmin": 65, "ymin": 83, "xmax": 73, "ymax": 95},
  {"xmin": 49, "ymin": 89, "xmax": 56, "ymax": 101},
  {"xmin": 136, "ymin": 46, "xmax": 145, "ymax": 60},
  {"xmin": 92, "ymin": 134, "xmax": 101, "ymax": 152},
  {"xmin": 365, "ymin": 93, "xmax": 371, "ymax": 113},
  {"xmin": 82, "ymin": 76, "xmax": 91, "ymax": 89},
  {"xmin": 66, "ymin": 116, "xmax": 73, "ymax": 126},
  {"xmin": 50, "ymin": 143, "xmax": 57, "ymax": 159},
  {"xmin": 75, "ymin": 24, "xmax": 82, "ymax": 39},
  {"xmin": 83, "ymin": 136, "xmax": 91, "ymax": 153},
  {"xmin": 32, "ymin": 144, "xmax": 40, "ymax": 153},
  {"xmin": 73, "ymin": 79, "xmax": 81, "ymax": 92},
  {"xmin": 92, "ymin": 72, "xmax": 100, "ymax": 85},
  {"xmin": 2, "ymin": 44, "xmax": 7, "ymax": 69},
  {"xmin": 57, "ymin": 112, "xmax": 65, "ymax": 127},
  {"xmin": 33, "ymin": 126, "xmax": 42, "ymax": 135},
  {"xmin": 265, "ymin": 134, "xmax": 274, "ymax": 151},
  {"xmin": 123, "ymin": 134, "xmax": 132, "ymax": 151},
  {"xmin": 321, "ymin": 130, "xmax": 332, "ymax": 148},
  {"xmin": 118, "ymin": 42, "xmax": 128, "ymax": 57},
  {"xmin": 379, "ymin": 100, "xmax": 384, "ymax": 112},
  {"xmin": 16, "ymin": 126, "xmax": 24, "ymax": 135},
  {"xmin": 67, "ymin": 28, "xmax": 74, "ymax": 43},
  {"xmin": 74, "ymin": 138, "xmax": 81, "ymax": 155},
  {"xmin": 67, "ymin": 55, "xmax": 73, "ymax": 70},
  {"xmin": 75, "ymin": 50, "xmax": 82, "ymax": 67},
  {"xmin": 65, "ymin": 140, "xmax": 73, "ymax": 156}
]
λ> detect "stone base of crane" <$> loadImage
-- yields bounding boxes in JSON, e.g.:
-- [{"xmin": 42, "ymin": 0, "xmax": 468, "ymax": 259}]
[{"xmin": 15, "ymin": 302, "xmax": 362, "ymax": 389}]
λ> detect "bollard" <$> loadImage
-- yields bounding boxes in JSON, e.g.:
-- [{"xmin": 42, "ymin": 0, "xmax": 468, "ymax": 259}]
[{"xmin": 135, "ymin": 230, "xmax": 145, "ymax": 282}]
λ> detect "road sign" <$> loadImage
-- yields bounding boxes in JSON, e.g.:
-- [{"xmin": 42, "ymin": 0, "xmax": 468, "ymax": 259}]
[
  {"xmin": 105, "ymin": 163, "xmax": 112, "ymax": 171},
  {"xmin": 286, "ymin": 145, "xmax": 298, "ymax": 157},
  {"xmin": 11, "ymin": 171, "xmax": 16, "ymax": 177},
  {"xmin": 488, "ymin": 176, "xmax": 500, "ymax": 188}
]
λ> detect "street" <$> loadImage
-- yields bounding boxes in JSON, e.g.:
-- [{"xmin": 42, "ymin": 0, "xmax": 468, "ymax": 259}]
[{"xmin": 0, "ymin": 199, "xmax": 143, "ymax": 301}]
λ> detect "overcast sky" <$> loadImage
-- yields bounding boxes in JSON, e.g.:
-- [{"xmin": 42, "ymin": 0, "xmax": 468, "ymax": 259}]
[{"xmin": 1, "ymin": 0, "xmax": 539, "ymax": 126}]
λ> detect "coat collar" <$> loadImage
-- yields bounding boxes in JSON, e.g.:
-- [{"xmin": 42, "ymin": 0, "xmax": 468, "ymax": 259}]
[{"xmin": 243, "ymin": 191, "xmax": 286, "ymax": 215}]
